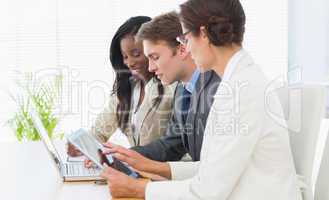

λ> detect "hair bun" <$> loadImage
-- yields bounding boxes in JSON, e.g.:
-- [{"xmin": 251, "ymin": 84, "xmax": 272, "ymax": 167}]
[
  {"xmin": 206, "ymin": 16, "xmax": 234, "ymax": 46},
  {"xmin": 208, "ymin": 16, "xmax": 229, "ymax": 24}
]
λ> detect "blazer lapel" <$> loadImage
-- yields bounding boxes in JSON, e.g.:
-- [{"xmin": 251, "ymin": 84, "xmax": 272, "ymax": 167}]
[
  {"xmin": 173, "ymin": 84, "xmax": 189, "ymax": 149},
  {"xmin": 136, "ymin": 79, "xmax": 159, "ymax": 136},
  {"xmin": 185, "ymin": 71, "xmax": 213, "ymax": 159},
  {"xmin": 177, "ymin": 85, "xmax": 186, "ymax": 124},
  {"xmin": 186, "ymin": 71, "xmax": 213, "ymax": 127}
]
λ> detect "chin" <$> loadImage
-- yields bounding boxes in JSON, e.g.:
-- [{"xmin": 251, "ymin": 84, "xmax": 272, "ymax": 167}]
[
  {"xmin": 132, "ymin": 73, "xmax": 142, "ymax": 80},
  {"xmin": 134, "ymin": 72, "xmax": 149, "ymax": 81}
]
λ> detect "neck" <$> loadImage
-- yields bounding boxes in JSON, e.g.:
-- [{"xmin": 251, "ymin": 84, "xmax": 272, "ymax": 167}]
[
  {"xmin": 180, "ymin": 57, "xmax": 197, "ymax": 84},
  {"xmin": 212, "ymin": 44, "xmax": 242, "ymax": 77},
  {"xmin": 139, "ymin": 73, "xmax": 152, "ymax": 85}
]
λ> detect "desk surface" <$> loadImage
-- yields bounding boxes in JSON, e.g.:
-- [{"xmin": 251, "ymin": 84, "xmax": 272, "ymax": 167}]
[{"xmin": 0, "ymin": 141, "xmax": 110, "ymax": 200}]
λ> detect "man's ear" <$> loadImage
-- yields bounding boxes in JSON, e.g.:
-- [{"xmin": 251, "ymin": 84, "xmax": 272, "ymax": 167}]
[{"xmin": 177, "ymin": 44, "xmax": 190, "ymax": 60}]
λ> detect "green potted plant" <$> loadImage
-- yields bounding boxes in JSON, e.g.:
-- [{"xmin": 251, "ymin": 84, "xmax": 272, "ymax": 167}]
[{"xmin": 8, "ymin": 71, "xmax": 64, "ymax": 141}]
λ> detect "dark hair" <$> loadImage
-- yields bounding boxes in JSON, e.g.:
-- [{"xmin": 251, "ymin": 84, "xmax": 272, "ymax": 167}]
[
  {"xmin": 109, "ymin": 16, "xmax": 164, "ymax": 131},
  {"xmin": 136, "ymin": 11, "xmax": 182, "ymax": 50},
  {"xmin": 179, "ymin": 0, "xmax": 246, "ymax": 46}
]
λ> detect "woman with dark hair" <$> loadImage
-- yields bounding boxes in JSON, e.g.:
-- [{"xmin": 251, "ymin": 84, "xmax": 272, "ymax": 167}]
[
  {"xmin": 100, "ymin": 1, "xmax": 302, "ymax": 200},
  {"xmin": 68, "ymin": 16, "xmax": 176, "ymax": 156}
]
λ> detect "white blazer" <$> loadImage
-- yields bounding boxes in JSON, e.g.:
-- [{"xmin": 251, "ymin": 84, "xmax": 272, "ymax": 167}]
[{"xmin": 145, "ymin": 49, "xmax": 302, "ymax": 200}]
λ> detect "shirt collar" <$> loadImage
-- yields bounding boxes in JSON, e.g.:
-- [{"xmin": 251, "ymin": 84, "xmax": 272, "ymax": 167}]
[
  {"xmin": 221, "ymin": 48, "xmax": 246, "ymax": 82},
  {"xmin": 184, "ymin": 68, "xmax": 201, "ymax": 93}
]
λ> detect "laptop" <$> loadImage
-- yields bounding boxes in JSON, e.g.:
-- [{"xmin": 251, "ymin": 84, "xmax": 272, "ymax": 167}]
[{"xmin": 29, "ymin": 105, "xmax": 102, "ymax": 182}]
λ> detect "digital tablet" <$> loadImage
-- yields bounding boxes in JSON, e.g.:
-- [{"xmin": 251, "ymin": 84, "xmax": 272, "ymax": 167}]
[{"xmin": 67, "ymin": 129, "xmax": 141, "ymax": 178}]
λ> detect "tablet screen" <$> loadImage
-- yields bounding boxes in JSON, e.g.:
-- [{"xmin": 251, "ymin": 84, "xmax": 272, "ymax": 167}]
[
  {"xmin": 67, "ymin": 129, "xmax": 141, "ymax": 178},
  {"xmin": 67, "ymin": 128, "xmax": 113, "ymax": 169}
]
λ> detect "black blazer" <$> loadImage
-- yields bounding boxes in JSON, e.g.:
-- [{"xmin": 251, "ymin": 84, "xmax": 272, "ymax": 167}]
[{"xmin": 132, "ymin": 70, "xmax": 221, "ymax": 161}]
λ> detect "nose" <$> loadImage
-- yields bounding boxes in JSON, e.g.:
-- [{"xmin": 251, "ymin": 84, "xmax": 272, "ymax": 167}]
[{"xmin": 148, "ymin": 60, "xmax": 157, "ymax": 73}]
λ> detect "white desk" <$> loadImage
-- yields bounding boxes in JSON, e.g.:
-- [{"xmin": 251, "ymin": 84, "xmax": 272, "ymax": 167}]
[{"xmin": 0, "ymin": 141, "xmax": 110, "ymax": 200}]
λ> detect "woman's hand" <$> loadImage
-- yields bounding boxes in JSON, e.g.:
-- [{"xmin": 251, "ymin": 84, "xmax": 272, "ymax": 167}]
[
  {"xmin": 101, "ymin": 165, "xmax": 148, "ymax": 198},
  {"xmin": 102, "ymin": 143, "xmax": 172, "ymax": 179},
  {"xmin": 84, "ymin": 159, "xmax": 98, "ymax": 168},
  {"xmin": 67, "ymin": 142, "xmax": 83, "ymax": 157}
]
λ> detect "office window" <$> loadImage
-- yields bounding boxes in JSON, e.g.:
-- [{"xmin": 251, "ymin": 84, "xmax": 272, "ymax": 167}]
[{"xmin": 0, "ymin": 0, "xmax": 288, "ymax": 141}]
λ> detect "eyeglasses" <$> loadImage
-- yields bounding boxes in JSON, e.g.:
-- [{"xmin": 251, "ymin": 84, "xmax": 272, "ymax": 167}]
[{"xmin": 176, "ymin": 30, "xmax": 191, "ymax": 45}]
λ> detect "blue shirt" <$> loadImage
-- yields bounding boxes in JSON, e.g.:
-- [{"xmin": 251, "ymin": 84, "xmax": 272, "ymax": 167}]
[{"xmin": 184, "ymin": 68, "xmax": 201, "ymax": 93}]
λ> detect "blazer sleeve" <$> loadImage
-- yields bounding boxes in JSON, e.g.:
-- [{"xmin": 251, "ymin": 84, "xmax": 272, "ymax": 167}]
[
  {"xmin": 89, "ymin": 95, "xmax": 119, "ymax": 143},
  {"xmin": 145, "ymin": 79, "xmax": 264, "ymax": 200},
  {"xmin": 169, "ymin": 161, "xmax": 200, "ymax": 180}
]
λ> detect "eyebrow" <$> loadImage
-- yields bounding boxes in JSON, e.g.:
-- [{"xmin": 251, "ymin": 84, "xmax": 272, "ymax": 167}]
[{"xmin": 130, "ymin": 48, "xmax": 140, "ymax": 53}]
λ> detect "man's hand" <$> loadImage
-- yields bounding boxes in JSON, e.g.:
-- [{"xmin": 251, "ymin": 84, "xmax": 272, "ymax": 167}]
[
  {"xmin": 67, "ymin": 142, "xmax": 83, "ymax": 157},
  {"xmin": 103, "ymin": 143, "xmax": 172, "ymax": 179},
  {"xmin": 103, "ymin": 143, "xmax": 154, "ymax": 172},
  {"xmin": 101, "ymin": 165, "xmax": 147, "ymax": 198}
]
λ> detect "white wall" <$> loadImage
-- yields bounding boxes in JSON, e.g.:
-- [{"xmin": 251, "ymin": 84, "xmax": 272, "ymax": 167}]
[
  {"xmin": 288, "ymin": 0, "xmax": 329, "ymax": 84},
  {"xmin": 242, "ymin": 0, "xmax": 288, "ymax": 81},
  {"xmin": 0, "ymin": 0, "xmax": 288, "ymax": 142}
]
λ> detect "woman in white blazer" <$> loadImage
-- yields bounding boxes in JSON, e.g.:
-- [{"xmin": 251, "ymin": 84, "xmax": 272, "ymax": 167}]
[{"xmin": 100, "ymin": 1, "xmax": 302, "ymax": 199}]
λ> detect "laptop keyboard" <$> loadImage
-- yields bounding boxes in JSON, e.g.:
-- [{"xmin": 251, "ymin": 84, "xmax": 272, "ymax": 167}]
[{"xmin": 66, "ymin": 162, "xmax": 100, "ymax": 177}]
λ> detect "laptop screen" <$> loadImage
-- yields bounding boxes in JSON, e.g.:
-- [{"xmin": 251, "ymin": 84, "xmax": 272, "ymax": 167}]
[{"xmin": 29, "ymin": 105, "xmax": 63, "ymax": 165}]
